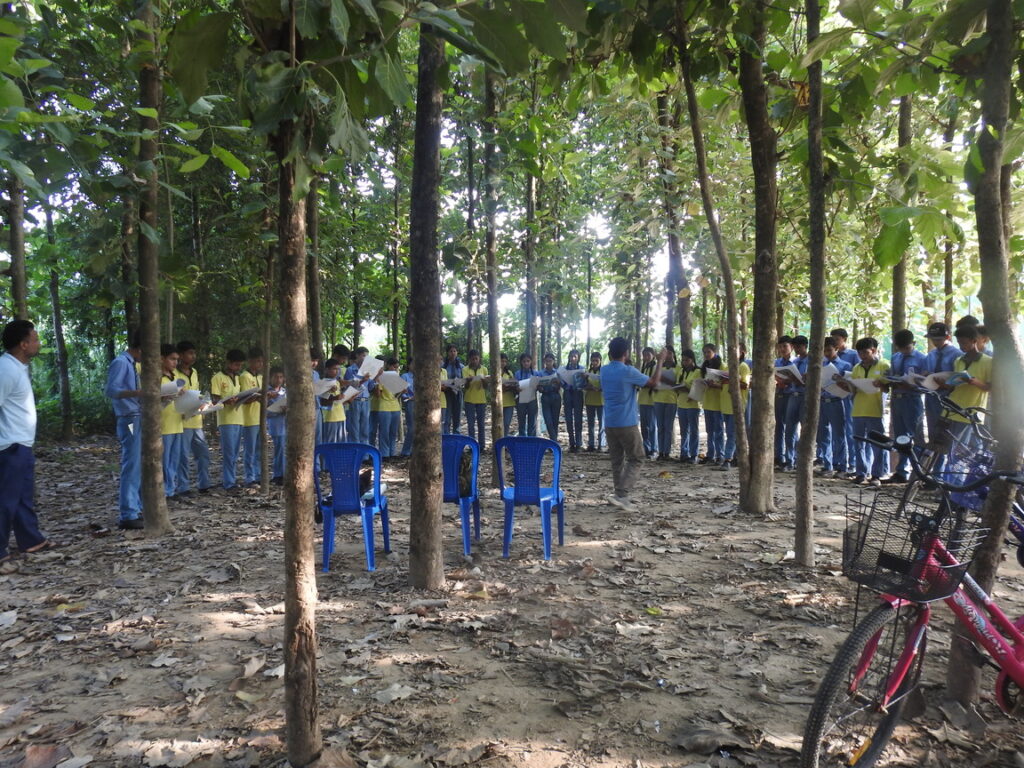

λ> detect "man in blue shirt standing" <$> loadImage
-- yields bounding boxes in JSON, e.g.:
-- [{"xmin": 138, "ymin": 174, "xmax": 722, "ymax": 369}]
[
  {"xmin": 830, "ymin": 328, "xmax": 860, "ymax": 473},
  {"xmin": 600, "ymin": 338, "xmax": 667, "ymax": 513},
  {"xmin": 923, "ymin": 322, "xmax": 963, "ymax": 442},
  {"xmin": 884, "ymin": 329, "xmax": 929, "ymax": 483},
  {"xmin": 0, "ymin": 320, "xmax": 50, "ymax": 567},
  {"xmin": 344, "ymin": 346, "xmax": 372, "ymax": 443},
  {"xmin": 105, "ymin": 333, "xmax": 144, "ymax": 529}
]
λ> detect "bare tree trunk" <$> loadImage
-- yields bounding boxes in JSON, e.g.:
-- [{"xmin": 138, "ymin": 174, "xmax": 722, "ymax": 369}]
[
  {"xmin": 524, "ymin": 171, "xmax": 537, "ymax": 356},
  {"xmin": 891, "ymin": 92, "xmax": 911, "ymax": 335},
  {"xmin": 8, "ymin": 175, "xmax": 26, "ymax": 320},
  {"xmin": 191, "ymin": 189, "xmax": 210, "ymax": 351},
  {"xmin": 736, "ymin": 0, "xmax": 779, "ymax": 516},
  {"xmin": 947, "ymin": 0, "xmax": 1024, "ymax": 703},
  {"xmin": 392, "ymin": 137, "xmax": 402, "ymax": 355},
  {"xmin": 408, "ymin": 26, "xmax": 445, "ymax": 591},
  {"xmin": 794, "ymin": 0, "xmax": 827, "ymax": 566},
  {"xmin": 121, "ymin": 198, "xmax": 139, "ymax": 340},
  {"xmin": 655, "ymin": 93, "xmax": 691, "ymax": 351},
  {"xmin": 484, "ymin": 69, "xmax": 503, "ymax": 454},
  {"xmin": 306, "ymin": 177, "xmax": 323, "ymax": 357},
  {"xmin": 45, "ymin": 208, "xmax": 73, "ymax": 440},
  {"xmin": 165, "ymin": 183, "xmax": 175, "ymax": 342},
  {"xmin": 261, "ymin": 230, "xmax": 273, "ymax": 494}
]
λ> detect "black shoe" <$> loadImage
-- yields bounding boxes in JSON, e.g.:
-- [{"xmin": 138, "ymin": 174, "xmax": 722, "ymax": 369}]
[
  {"xmin": 880, "ymin": 474, "xmax": 908, "ymax": 485},
  {"xmin": 175, "ymin": 490, "xmax": 193, "ymax": 498},
  {"xmin": 198, "ymin": 487, "xmax": 211, "ymax": 494},
  {"xmin": 117, "ymin": 518, "xmax": 144, "ymax": 530},
  {"xmin": 271, "ymin": 476, "xmax": 284, "ymax": 486}
]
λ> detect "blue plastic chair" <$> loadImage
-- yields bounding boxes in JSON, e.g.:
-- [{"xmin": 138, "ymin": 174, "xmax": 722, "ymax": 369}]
[
  {"xmin": 442, "ymin": 434, "xmax": 482, "ymax": 555},
  {"xmin": 314, "ymin": 443, "xmax": 391, "ymax": 572},
  {"xmin": 494, "ymin": 436, "xmax": 566, "ymax": 560}
]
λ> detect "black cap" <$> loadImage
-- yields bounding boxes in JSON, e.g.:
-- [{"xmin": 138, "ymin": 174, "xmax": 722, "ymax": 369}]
[{"xmin": 926, "ymin": 322, "xmax": 950, "ymax": 339}]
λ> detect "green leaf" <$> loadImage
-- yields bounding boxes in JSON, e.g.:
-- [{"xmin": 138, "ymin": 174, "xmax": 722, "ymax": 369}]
[
  {"xmin": 295, "ymin": 0, "xmax": 323, "ymax": 40},
  {"xmin": 0, "ymin": 75, "xmax": 23, "ymax": 109},
  {"xmin": 0, "ymin": 37, "xmax": 20, "ymax": 70},
  {"xmin": 462, "ymin": 5, "xmax": 530, "ymax": 75},
  {"xmin": 139, "ymin": 219, "xmax": 160, "ymax": 245},
  {"xmin": 134, "ymin": 107, "xmax": 159, "ymax": 119},
  {"xmin": 837, "ymin": 0, "xmax": 881, "ymax": 28},
  {"xmin": 179, "ymin": 153, "xmax": 209, "ymax": 173},
  {"xmin": 329, "ymin": 0, "xmax": 350, "ymax": 41},
  {"xmin": 66, "ymin": 93, "xmax": 96, "ymax": 111},
  {"xmin": 211, "ymin": 145, "xmax": 251, "ymax": 178},
  {"xmin": 546, "ymin": 0, "xmax": 587, "ymax": 32},
  {"xmin": 522, "ymin": 2, "xmax": 567, "ymax": 61},
  {"xmin": 350, "ymin": 0, "xmax": 380, "ymax": 23},
  {"xmin": 872, "ymin": 219, "xmax": 912, "ymax": 267},
  {"xmin": 373, "ymin": 51, "xmax": 411, "ymax": 106},
  {"xmin": 800, "ymin": 28, "xmax": 855, "ymax": 68},
  {"xmin": 168, "ymin": 11, "xmax": 233, "ymax": 106}
]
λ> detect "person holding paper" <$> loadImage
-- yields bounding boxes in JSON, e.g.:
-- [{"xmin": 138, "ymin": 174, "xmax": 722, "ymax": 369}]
[
  {"xmin": 815, "ymin": 337, "xmax": 853, "ymax": 478},
  {"xmin": 779, "ymin": 335, "xmax": 809, "ymax": 472},
  {"xmin": 883, "ymin": 330, "xmax": 928, "ymax": 483},
  {"xmin": 923, "ymin": 322, "xmax": 963, "ymax": 443},
  {"xmin": 515, "ymin": 353, "xmax": 539, "ymax": 437},
  {"xmin": 159, "ymin": 345, "xmax": 184, "ymax": 498},
  {"xmin": 498, "ymin": 354, "xmax": 517, "ymax": 436},
  {"xmin": 462, "ymin": 349, "xmax": 489, "ymax": 449},
  {"xmin": 211, "ymin": 349, "xmax": 247, "ymax": 492},
  {"xmin": 320, "ymin": 358, "xmax": 347, "ymax": 444},
  {"xmin": 838, "ymin": 337, "xmax": 890, "ymax": 485},
  {"xmin": 440, "ymin": 344, "xmax": 464, "ymax": 435},
  {"xmin": 345, "ymin": 347, "xmax": 372, "ymax": 443},
  {"xmin": 830, "ymin": 329, "xmax": 859, "ymax": 472},
  {"xmin": 719, "ymin": 352, "xmax": 751, "ymax": 470},
  {"xmin": 267, "ymin": 367, "xmax": 286, "ymax": 484},
  {"xmin": 601, "ymin": 339, "xmax": 668, "ymax": 513},
  {"xmin": 239, "ymin": 348, "xmax": 265, "ymax": 487},
  {"xmin": 370, "ymin": 358, "xmax": 402, "ymax": 458},
  {"xmin": 563, "ymin": 349, "xmax": 585, "ymax": 453},
  {"xmin": 772, "ymin": 335, "xmax": 794, "ymax": 468},
  {"xmin": 653, "ymin": 347, "xmax": 678, "ymax": 460},
  {"xmin": 584, "ymin": 352, "xmax": 604, "ymax": 450},
  {"xmin": 539, "ymin": 353, "xmax": 563, "ymax": 443},
  {"xmin": 675, "ymin": 350, "xmax": 702, "ymax": 463},
  {"xmin": 174, "ymin": 341, "xmax": 212, "ymax": 495},
  {"xmin": 105, "ymin": 332, "xmax": 144, "ymax": 528},
  {"xmin": 638, "ymin": 348, "xmax": 658, "ymax": 458},
  {"xmin": 700, "ymin": 344, "xmax": 724, "ymax": 465},
  {"xmin": 941, "ymin": 325, "xmax": 992, "ymax": 441}
]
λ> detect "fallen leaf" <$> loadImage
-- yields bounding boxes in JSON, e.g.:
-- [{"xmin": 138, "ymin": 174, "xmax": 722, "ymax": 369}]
[
  {"xmin": 373, "ymin": 683, "xmax": 417, "ymax": 704},
  {"xmin": 0, "ymin": 609, "xmax": 17, "ymax": 630},
  {"xmin": 242, "ymin": 655, "xmax": 265, "ymax": 678},
  {"xmin": 20, "ymin": 744, "xmax": 73, "ymax": 768},
  {"xmin": 672, "ymin": 725, "xmax": 745, "ymax": 754},
  {"xmin": 150, "ymin": 653, "xmax": 180, "ymax": 668},
  {"xmin": 263, "ymin": 663, "xmax": 285, "ymax": 679}
]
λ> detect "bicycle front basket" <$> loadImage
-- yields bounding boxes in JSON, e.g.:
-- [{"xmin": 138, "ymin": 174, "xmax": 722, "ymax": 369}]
[{"xmin": 941, "ymin": 441, "xmax": 994, "ymax": 512}]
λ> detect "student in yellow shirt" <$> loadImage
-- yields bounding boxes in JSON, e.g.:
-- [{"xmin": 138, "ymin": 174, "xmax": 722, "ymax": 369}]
[
  {"xmin": 700, "ymin": 344, "xmax": 724, "ymax": 464},
  {"xmin": 500, "ymin": 353, "xmax": 518, "ymax": 436},
  {"xmin": 841, "ymin": 337, "xmax": 890, "ymax": 485},
  {"xmin": 320, "ymin": 358, "xmax": 347, "ymax": 443},
  {"xmin": 638, "ymin": 347, "xmax": 658, "ymax": 457},
  {"xmin": 370, "ymin": 357, "xmax": 402, "ymax": 458},
  {"xmin": 584, "ymin": 352, "xmax": 604, "ymax": 451},
  {"xmin": 943, "ymin": 325, "xmax": 993, "ymax": 440},
  {"xmin": 174, "ymin": 341, "xmax": 211, "ymax": 494},
  {"xmin": 239, "ymin": 348, "xmax": 264, "ymax": 487},
  {"xmin": 652, "ymin": 347, "xmax": 678, "ymax": 460},
  {"xmin": 463, "ymin": 349, "xmax": 489, "ymax": 448},
  {"xmin": 675, "ymin": 350, "xmax": 702, "ymax": 463},
  {"xmin": 210, "ymin": 349, "xmax": 246, "ymax": 491},
  {"xmin": 719, "ymin": 355, "xmax": 751, "ymax": 470},
  {"xmin": 160, "ymin": 344, "xmax": 184, "ymax": 498}
]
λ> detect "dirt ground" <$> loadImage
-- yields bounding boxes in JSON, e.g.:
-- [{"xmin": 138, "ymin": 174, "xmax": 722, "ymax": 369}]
[{"xmin": 3, "ymin": 436, "xmax": 1024, "ymax": 768}]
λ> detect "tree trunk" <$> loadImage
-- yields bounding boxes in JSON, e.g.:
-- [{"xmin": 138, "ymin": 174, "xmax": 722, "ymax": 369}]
[
  {"xmin": 136, "ymin": 0, "xmax": 170, "ymax": 536},
  {"xmin": 655, "ymin": 93, "xmax": 691, "ymax": 351},
  {"xmin": 794, "ymin": 0, "xmax": 827, "ymax": 567},
  {"xmin": 408, "ymin": 26, "xmax": 445, "ymax": 591},
  {"xmin": 45, "ymin": 209, "xmax": 73, "ymax": 440},
  {"xmin": 306, "ymin": 177, "xmax": 323, "ymax": 357},
  {"xmin": 736, "ymin": 0, "xmax": 779, "ymax": 516},
  {"xmin": 392, "ymin": 138, "xmax": 402, "ymax": 355},
  {"xmin": 524, "ymin": 171, "xmax": 537, "ymax": 356},
  {"xmin": 8, "ymin": 175, "xmax": 26, "ymax": 320},
  {"xmin": 121, "ymin": 197, "xmax": 139, "ymax": 341},
  {"xmin": 261, "ymin": 229, "xmax": 274, "ymax": 494},
  {"xmin": 191, "ymin": 189, "xmax": 210, "ymax": 351},
  {"xmin": 947, "ymin": 0, "xmax": 1024, "ymax": 703},
  {"xmin": 165, "ymin": 183, "xmax": 175, "ymax": 342},
  {"xmin": 679, "ymin": 21, "xmax": 748, "ymax": 503},
  {"xmin": 891, "ymin": 91, "xmax": 911, "ymax": 335},
  {"xmin": 465, "ymin": 131, "xmax": 476, "ymax": 352},
  {"xmin": 484, "ymin": 69, "xmax": 504, "ymax": 454}
]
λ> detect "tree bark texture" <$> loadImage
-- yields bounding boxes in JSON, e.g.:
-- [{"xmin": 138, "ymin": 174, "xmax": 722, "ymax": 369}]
[
  {"xmin": 794, "ymin": 0, "xmax": 826, "ymax": 566},
  {"xmin": 947, "ymin": 0, "xmax": 1024, "ymax": 704},
  {"xmin": 45, "ymin": 209, "xmax": 73, "ymax": 440},
  {"xmin": 121, "ymin": 197, "xmax": 139, "ymax": 341},
  {"xmin": 484, "ymin": 70, "xmax": 504, "ymax": 453},
  {"xmin": 408, "ymin": 27, "xmax": 445, "ymax": 591},
  {"xmin": 524, "ymin": 171, "xmax": 538, "ymax": 357},
  {"xmin": 891, "ymin": 92, "xmax": 912, "ymax": 336},
  {"xmin": 306, "ymin": 178, "xmax": 323, "ymax": 357},
  {"xmin": 736, "ymin": 0, "xmax": 778, "ymax": 515},
  {"xmin": 136, "ymin": 0, "xmax": 170, "ymax": 536},
  {"xmin": 261, "ymin": 235, "xmax": 273, "ymax": 493},
  {"xmin": 8, "ymin": 175, "xmax": 26, "ymax": 320}
]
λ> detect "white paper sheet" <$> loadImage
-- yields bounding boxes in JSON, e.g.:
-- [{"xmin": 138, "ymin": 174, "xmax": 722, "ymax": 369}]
[
  {"xmin": 517, "ymin": 376, "xmax": 539, "ymax": 403},
  {"xmin": 441, "ymin": 378, "xmax": 466, "ymax": 392},
  {"xmin": 556, "ymin": 367, "xmax": 578, "ymax": 386},
  {"xmin": 922, "ymin": 371, "xmax": 970, "ymax": 390},
  {"xmin": 234, "ymin": 387, "xmax": 261, "ymax": 402},
  {"xmin": 175, "ymin": 390, "xmax": 204, "ymax": 414},
  {"xmin": 341, "ymin": 386, "xmax": 362, "ymax": 403},
  {"xmin": 357, "ymin": 357, "xmax": 384, "ymax": 379},
  {"xmin": 161, "ymin": 380, "xmax": 185, "ymax": 397},
  {"xmin": 849, "ymin": 377, "xmax": 884, "ymax": 394},
  {"xmin": 267, "ymin": 393, "xmax": 288, "ymax": 413},
  {"xmin": 703, "ymin": 368, "xmax": 729, "ymax": 380},
  {"xmin": 379, "ymin": 370, "xmax": 409, "ymax": 395},
  {"xmin": 314, "ymin": 378, "xmax": 341, "ymax": 397},
  {"xmin": 820, "ymin": 364, "xmax": 851, "ymax": 398},
  {"xmin": 688, "ymin": 378, "xmax": 708, "ymax": 403},
  {"xmin": 774, "ymin": 364, "xmax": 803, "ymax": 384},
  {"xmin": 659, "ymin": 369, "xmax": 677, "ymax": 385}
]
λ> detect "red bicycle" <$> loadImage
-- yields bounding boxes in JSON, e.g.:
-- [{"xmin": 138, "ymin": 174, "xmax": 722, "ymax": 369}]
[{"xmin": 800, "ymin": 431, "xmax": 1024, "ymax": 767}]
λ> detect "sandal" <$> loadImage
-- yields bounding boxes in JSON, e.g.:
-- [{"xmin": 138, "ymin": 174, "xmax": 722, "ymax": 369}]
[{"xmin": 25, "ymin": 539, "xmax": 55, "ymax": 554}]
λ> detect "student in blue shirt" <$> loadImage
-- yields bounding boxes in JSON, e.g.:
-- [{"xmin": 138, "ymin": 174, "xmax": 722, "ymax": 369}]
[
  {"xmin": 781, "ymin": 335, "xmax": 809, "ymax": 471},
  {"xmin": 514, "ymin": 353, "xmax": 539, "ymax": 437},
  {"xmin": 105, "ymin": 333, "xmax": 144, "ymax": 529},
  {"xmin": 830, "ymin": 328, "xmax": 859, "ymax": 473},
  {"xmin": 638, "ymin": 347, "xmax": 658, "ymax": 458},
  {"xmin": 923, "ymin": 322, "xmax": 963, "ymax": 443},
  {"xmin": 562, "ymin": 349, "xmax": 585, "ymax": 453},
  {"xmin": 773, "ymin": 335, "xmax": 794, "ymax": 468},
  {"xmin": 884, "ymin": 329, "xmax": 929, "ymax": 483},
  {"xmin": 266, "ymin": 367, "xmax": 286, "ymax": 485},
  {"xmin": 400, "ymin": 360, "xmax": 415, "ymax": 457},
  {"xmin": 345, "ymin": 347, "xmax": 372, "ymax": 443},
  {"xmin": 816, "ymin": 336, "xmax": 852, "ymax": 478},
  {"xmin": 440, "ymin": 344, "xmax": 464, "ymax": 435},
  {"xmin": 600, "ymin": 338, "xmax": 667, "ymax": 513},
  {"xmin": 539, "ymin": 353, "xmax": 563, "ymax": 442}
]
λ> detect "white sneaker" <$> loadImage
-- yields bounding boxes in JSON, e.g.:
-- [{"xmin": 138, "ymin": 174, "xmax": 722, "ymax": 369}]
[{"xmin": 607, "ymin": 494, "xmax": 637, "ymax": 513}]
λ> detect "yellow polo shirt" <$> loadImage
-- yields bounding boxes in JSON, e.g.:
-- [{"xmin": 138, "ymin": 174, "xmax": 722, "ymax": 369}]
[
  {"xmin": 702, "ymin": 369, "xmax": 721, "ymax": 412},
  {"xmin": 374, "ymin": 382, "xmax": 401, "ymax": 412},
  {"xmin": 239, "ymin": 370, "xmax": 263, "ymax": 427},
  {"xmin": 210, "ymin": 371, "xmax": 244, "ymax": 427},
  {"xmin": 720, "ymin": 362, "xmax": 751, "ymax": 416},
  {"xmin": 501, "ymin": 371, "xmax": 517, "ymax": 408},
  {"xmin": 161, "ymin": 374, "xmax": 183, "ymax": 435},
  {"xmin": 851, "ymin": 358, "xmax": 890, "ymax": 419},
  {"xmin": 946, "ymin": 354, "xmax": 992, "ymax": 423},
  {"xmin": 676, "ymin": 367, "xmax": 702, "ymax": 410},
  {"xmin": 464, "ymin": 366, "xmax": 488, "ymax": 405},
  {"xmin": 583, "ymin": 372, "xmax": 603, "ymax": 407},
  {"xmin": 175, "ymin": 367, "xmax": 203, "ymax": 430}
]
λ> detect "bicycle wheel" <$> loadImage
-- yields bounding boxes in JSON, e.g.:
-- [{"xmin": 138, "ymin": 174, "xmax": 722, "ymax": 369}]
[{"xmin": 800, "ymin": 602, "xmax": 928, "ymax": 768}]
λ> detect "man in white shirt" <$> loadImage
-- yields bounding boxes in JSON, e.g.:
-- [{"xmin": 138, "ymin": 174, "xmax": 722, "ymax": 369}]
[{"xmin": 0, "ymin": 320, "xmax": 49, "ymax": 565}]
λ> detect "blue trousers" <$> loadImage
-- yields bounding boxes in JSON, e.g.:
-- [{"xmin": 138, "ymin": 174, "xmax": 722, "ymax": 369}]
[
  {"xmin": 853, "ymin": 416, "xmax": 889, "ymax": 478},
  {"xmin": 677, "ymin": 408, "xmax": 700, "ymax": 459},
  {"xmin": 162, "ymin": 432, "xmax": 182, "ymax": 497},
  {"xmin": 116, "ymin": 415, "xmax": 142, "ymax": 521},
  {"xmin": 655, "ymin": 401, "xmax": 676, "ymax": 457},
  {"xmin": 401, "ymin": 400, "xmax": 415, "ymax": 456},
  {"xmin": 817, "ymin": 398, "xmax": 847, "ymax": 472},
  {"xmin": 564, "ymin": 390, "xmax": 584, "ymax": 449},
  {"xmin": 323, "ymin": 420, "xmax": 345, "ymax": 444},
  {"xmin": 723, "ymin": 413, "xmax": 736, "ymax": 460},
  {"xmin": 586, "ymin": 404, "xmax": 604, "ymax": 449},
  {"xmin": 517, "ymin": 400, "xmax": 538, "ymax": 436},
  {"xmin": 443, "ymin": 390, "xmax": 462, "ymax": 434},
  {"xmin": 349, "ymin": 398, "xmax": 370, "ymax": 443},
  {"xmin": 376, "ymin": 410, "xmax": 400, "ymax": 457},
  {"xmin": 541, "ymin": 392, "xmax": 562, "ymax": 442},
  {"xmin": 219, "ymin": 424, "xmax": 242, "ymax": 489},
  {"xmin": 639, "ymin": 403, "xmax": 657, "ymax": 455},
  {"xmin": 503, "ymin": 406, "xmax": 515, "ymax": 436},
  {"xmin": 177, "ymin": 427, "xmax": 211, "ymax": 492},
  {"xmin": 782, "ymin": 393, "xmax": 804, "ymax": 467},
  {"xmin": 465, "ymin": 401, "xmax": 487, "ymax": 448},
  {"xmin": 843, "ymin": 398, "xmax": 856, "ymax": 472},
  {"xmin": 0, "ymin": 444, "xmax": 45, "ymax": 559},
  {"xmin": 704, "ymin": 409, "xmax": 724, "ymax": 461},
  {"xmin": 271, "ymin": 434, "xmax": 285, "ymax": 479},
  {"xmin": 891, "ymin": 395, "xmax": 924, "ymax": 476},
  {"xmin": 774, "ymin": 393, "xmax": 787, "ymax": 462},
  {"xmin": 242, "ymin": 424, "xmax": 261, "ymax": 484}
]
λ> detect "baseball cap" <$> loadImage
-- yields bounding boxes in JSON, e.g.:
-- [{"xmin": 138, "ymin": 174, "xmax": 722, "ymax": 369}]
[{"xmin": 926, "ymin": 322, "xmax": 950, "ymax": 339}]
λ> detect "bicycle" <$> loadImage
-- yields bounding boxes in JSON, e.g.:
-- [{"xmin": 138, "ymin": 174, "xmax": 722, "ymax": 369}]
[{"xmin": 800, "ymin": 430, "xmax": 1024, "ymax": 767}]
